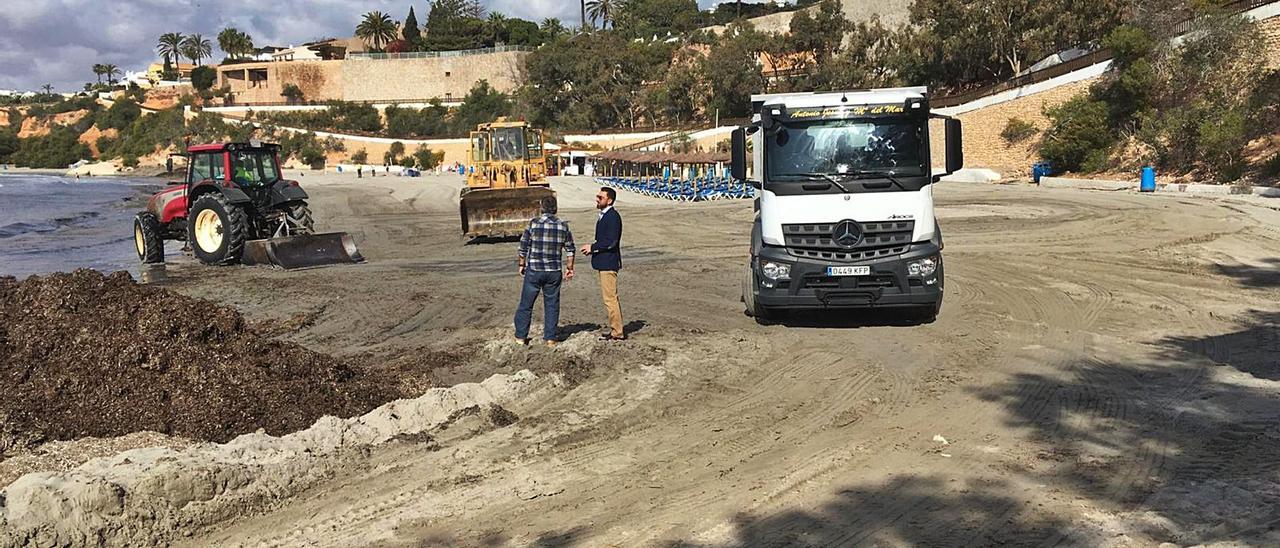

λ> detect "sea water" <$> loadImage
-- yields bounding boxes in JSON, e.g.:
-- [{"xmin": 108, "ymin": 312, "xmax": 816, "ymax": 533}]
[{"xmin": 0, "ymin": 173, "xmax": 162, "ymax": 278}]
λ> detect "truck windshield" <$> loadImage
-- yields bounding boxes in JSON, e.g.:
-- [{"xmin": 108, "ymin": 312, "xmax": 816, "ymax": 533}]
[
  {"xmin": 767, "ymin": 119, "xmax": 925, "ymax": 181},
  {"xmin": 231, "ymin": 150, "xmax": 281, "ymax": 187},
  {"xmin": 492, "ymin": 127, "xmax": 527, "ymax": 162}
]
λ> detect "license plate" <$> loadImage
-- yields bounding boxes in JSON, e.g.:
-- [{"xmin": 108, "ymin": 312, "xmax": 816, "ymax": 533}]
[{"xmin": 827, "ymin": 266, "xmax": 871, "ymax": 277}]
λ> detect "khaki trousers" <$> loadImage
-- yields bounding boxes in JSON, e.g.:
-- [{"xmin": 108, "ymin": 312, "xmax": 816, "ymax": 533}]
[{"xmin": 599, "ymin": 271, "xmax": 624, "ymax": 337}]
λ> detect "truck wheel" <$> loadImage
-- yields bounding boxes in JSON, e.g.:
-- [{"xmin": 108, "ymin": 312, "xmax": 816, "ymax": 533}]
[
  {"xmin": 283, "ymin": 202, "xmax": 315, "ymax": 234},
  {"xmin": 742, "ymin": 265, "xmax": 773, "ymax": 322},
  {"xmin": 187, "ymin": 193, "xmax": 247, "ymax": 266},
  {"xmin": 913, "ymin": 302, "xmax": 942, "ymax": 324},
  {"xmin": 133, "ymin": 212, "xmax": 164, "ymax": 264}
]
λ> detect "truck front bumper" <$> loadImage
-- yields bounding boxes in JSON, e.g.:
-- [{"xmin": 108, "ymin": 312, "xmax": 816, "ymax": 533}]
[{"xmin": 752, "ymin": 242, "xmax": 943, "ymax": 310}]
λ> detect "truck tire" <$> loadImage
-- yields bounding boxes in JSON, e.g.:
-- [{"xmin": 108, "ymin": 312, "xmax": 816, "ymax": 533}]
[
  {"xmin": 913, "ymin": 301, "xmax": 942, "ymax": 324},
  {"xmin": 133, "ymin": 212, "xmax": 164, "ymax": 264},
  {"xmin": 742, "ymin": 265, "xmax": 773, "ymax": 322},
  {"xmin": 187, "ymin": 193, "xmax": 247, "ymax": 266},
  {"xmin": 283, "ymin": 202, "xmax": 315, "ymax": 234}
]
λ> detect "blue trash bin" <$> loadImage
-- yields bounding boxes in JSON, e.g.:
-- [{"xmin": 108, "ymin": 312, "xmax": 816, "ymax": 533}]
[
  {"xmin": 1140, "ymin": 166, "xmax": 1156, "ymax": 192},
  {"xmin": 1032, "ymin": 161, "xmax": 1053, "ymax": 185}
]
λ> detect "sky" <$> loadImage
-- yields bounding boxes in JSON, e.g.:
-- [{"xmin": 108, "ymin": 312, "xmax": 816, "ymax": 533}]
[{"xmin": 0, "ymin": 0, "xmax": 793, "ymax": 93}]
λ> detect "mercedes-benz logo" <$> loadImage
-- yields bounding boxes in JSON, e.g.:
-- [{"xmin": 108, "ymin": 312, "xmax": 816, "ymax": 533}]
[{"xmin": 832, "ymin": 220, "xmax": 862, "ymax": 248}]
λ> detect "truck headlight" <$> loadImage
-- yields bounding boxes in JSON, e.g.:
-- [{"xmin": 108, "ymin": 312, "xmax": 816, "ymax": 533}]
[
  {"xmin": 761, "ymin": 261, "xmax": 791, "ymax": 280},
  {"xmin": 909, "ymin": 256, "xmax": 939, "ymax": 277}
]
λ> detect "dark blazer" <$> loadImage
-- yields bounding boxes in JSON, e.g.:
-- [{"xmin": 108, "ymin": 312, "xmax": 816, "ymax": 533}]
[{"xmin": 590, "ymin": 207, "xmax": 623, "ymax": 271}]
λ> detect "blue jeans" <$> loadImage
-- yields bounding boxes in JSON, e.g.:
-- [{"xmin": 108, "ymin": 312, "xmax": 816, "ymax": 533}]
[{"xmin": 514, "ymin": 269, "xmax": 562, "ymax": 341}]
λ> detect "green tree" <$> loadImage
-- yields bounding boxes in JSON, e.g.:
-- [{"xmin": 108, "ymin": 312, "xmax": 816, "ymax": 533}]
[
  {"xmin": 424, "ymin": 0, "xmax": 487, "ymax": 50},
  {"xmin": 701, "ymin": 23, "xmax": 766, "ymax": 119},
  {"xmin": 191, "ymin": 66, "xmax": 217, "ymax": 91},
  {"xmin": 217, "ymin": 28, "xmax": 254, "ymax": 59},
  {"xmin": 403, "ymin": 6, "xmax": 422, "ymax": 44},
  {"xmin": 281, "ymin": 83, "xmax": 304, "ymax": 104},
  {"xmin": 413, "ymin": 146, "xmax": 444, "ymax": 169},
  {"xmin": 91, "ymin": 64, "xmax": 104, "ymax": 85},
  {"xmin": 180, "ymin": 34, "xmax": 212, "ymax": 65},
  {"xmin": 1039, "ymin": 96, "xmax": 1114, "ymax": 172},
  {"xmin": 100, "ymin": 64, "xmax": 121, "ymax": 86},
  {"xmin": 540, "ymin": 18, "xmax": 567, "ymax": 39},
  {"xmin": 487, "ymin": 12, "xmax": 507, "ymax": 45},
  {"xmin": 99, "ymin": 98, "xmax": 142, "ymax": 131},
  {"xmin": 356, "ymin": 11, "xmax": 398, "ymax": 51},
  {"xmin": 505, "ymin": 19, "xmax": 545, "ymax": 47},
  {"xmin": 586, "ymin": 0, "xmax": 621, "ymax": 30},
  {"xmin": 452, "ymin": 80, "xmax": 512, "ymax": 133},
  {"xmin": 156, "ymin": 32, "xmax": 184, "ymax": 67},
  {"xmin": 616, "ymin": 0, "xmax": 702, "ymax": 39},
  {"xmin": 351, "ymin": 148, "xmax": 368, "ymax": 163},
  {"xmin": 385, "ymin": 141, "xmax": 406, "ymax": 164},
  {"xmin": 0, "ymin": 129, "xmax": 19, "ymax": 163}
]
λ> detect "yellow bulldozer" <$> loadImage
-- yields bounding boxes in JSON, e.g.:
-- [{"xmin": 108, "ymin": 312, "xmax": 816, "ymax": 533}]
[{"xmin": 460, "ymin": 119, "xmax": 554, "ymax": 238}]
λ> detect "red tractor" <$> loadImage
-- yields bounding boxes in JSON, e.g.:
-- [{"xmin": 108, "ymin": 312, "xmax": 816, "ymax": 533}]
[{"xmin": 133, "ymin": 142, "xmax": 362, "ymax": 269}]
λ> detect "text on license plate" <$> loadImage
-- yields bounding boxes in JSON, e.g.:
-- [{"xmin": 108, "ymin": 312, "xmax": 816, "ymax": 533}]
[{"xmin": 827, "ymin": 266, "xmax": 871, "ymax": 276}]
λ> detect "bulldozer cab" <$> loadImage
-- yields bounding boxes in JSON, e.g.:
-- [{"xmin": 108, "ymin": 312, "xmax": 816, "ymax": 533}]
[{"xmin": 461, "ymin": 121, "xmax": 554, "ymax": 238}]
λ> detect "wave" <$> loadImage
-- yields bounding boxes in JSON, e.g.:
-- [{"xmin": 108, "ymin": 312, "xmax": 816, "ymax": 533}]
[{"xmin": 0, "ymin": 211, "xmax": 103, "ymax": 239}]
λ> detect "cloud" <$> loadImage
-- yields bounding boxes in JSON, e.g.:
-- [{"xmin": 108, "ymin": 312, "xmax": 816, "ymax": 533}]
[{"xmin": 0, "ymin": 0, "xmax": 794, "ymax": 92}]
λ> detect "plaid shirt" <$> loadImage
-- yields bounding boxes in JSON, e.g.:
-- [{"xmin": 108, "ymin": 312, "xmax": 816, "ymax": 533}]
[{"xmin": 519, "ymin": 214, "xmax": 575, "ymax": 272}]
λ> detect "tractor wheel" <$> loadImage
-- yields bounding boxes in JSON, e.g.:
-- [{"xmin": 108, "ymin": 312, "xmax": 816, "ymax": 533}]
[
  {"xmin": 187, "ymin": 193, "xmax": 247, "ymax": 266},
  {"xmin": 133, "ymin": 212, "xmax": 164, "ymax": 264},
  {"xmin": 283, "ymin": 202, "xmax": 315, "ymax": 234}
]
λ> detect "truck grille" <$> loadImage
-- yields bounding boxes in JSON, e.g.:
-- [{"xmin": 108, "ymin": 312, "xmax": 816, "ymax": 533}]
[{"xmin": 783, "ymin": 221, "xmax": 914, "ymax": 262}]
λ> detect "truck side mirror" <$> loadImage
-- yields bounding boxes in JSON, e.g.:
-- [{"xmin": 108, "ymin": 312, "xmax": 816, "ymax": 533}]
[
  {"xmin": 731, "ymin": 128, "xmax": 747, "ymax": 182},
  {"xmin": 945, "ymin": 118, "xmax": 964, "ymax": 175}
]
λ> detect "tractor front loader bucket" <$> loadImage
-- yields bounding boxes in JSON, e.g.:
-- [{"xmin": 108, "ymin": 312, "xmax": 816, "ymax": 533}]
[
  {"xmin": 460, "ymin": 186, "xmax": 556, "ymax": 238},
  {"xmin": 242, "ymin": 232, "xmax": 365, "ymax": 270}
]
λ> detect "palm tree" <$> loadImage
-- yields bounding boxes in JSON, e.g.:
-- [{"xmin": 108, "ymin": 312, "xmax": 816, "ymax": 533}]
[
  {"xmin": 180, "ymin": 33, "xmax": 212, "ymax": 65},
  {"xmin": 581, "ymin": 0, "xmax": 588, "ymax": 31},
  {"xmin": 102, "ymin": 64, "xmax": 121, "ymax": 86},
  {"xmin": 586, "ymin": 0, "xmax": 621, "ymax": 30},
  {"xmin": 487, "ymin": 12, "xmax": 507, "ymax": 45},
  {"xmin": 41, "ymin": 84, "xmax": 54, "ymax": 95},
  {"xmin": 156, "ymin": 32, "xmax": 184, "ymax": 65},
  {"xmin": 355, "ymin": 11, "xmax": 397, "ymax": 52},
  {"xmin": 92, "ymin": 63, "xmax": 104, "ymax": 84},
  {"xmin": 540, "ymin": 18, "xmax": 567, "ymax": 38},
  {"xmin": 218, "ymin": 28, "xmax": 240, "ymax": 59}
]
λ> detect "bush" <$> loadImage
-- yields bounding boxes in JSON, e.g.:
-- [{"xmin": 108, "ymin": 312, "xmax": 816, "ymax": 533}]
[
  {"xmin": 413, "ymin": 146, "xmax": 444, "ymax": 170},
  {"xmin": 398, "ymin": 156, "xmax": 417, "ymax": 168},
  {"xmin": 300, "ymin": 146, "xmax": 325, "ymax": 168},
  {"xmin": 1039, "ymin": 96, "xmax": 1115, "ymax": 173},
  {"xmin": 0, "ymin": 129, "xmax": 19, "ymax": 162},
  {"xmin": 10, "ymin": 127, "xmax": 92, "ymax": 168},
  {"xmin": 191, "ymin": 66, "xmax": 217, "ymax": 92},
  {"xmin": 351, "ymin": 148, "xmax": 368, "ymax": 163},
  {"xmin": 1196, "ymin": 107, "xmax": 1248, "ymax": 182},
  {"xmin": 1261, "ymin": 153, "xmax": 1280, "ymax": 179},
  {"xmin": 1001, "ymin": 118, "xmax": 1039, "ymax": 145},
  {"xmin": 281, "ymin": 83, "xmax": 304, "ymax": 103},
  {"xmin": 122, "ymin": 154, "xmax": 139, "ymax": 168},
  {"xmin": 98, "ymin": 99, "xmax": 141, "ymax": 131}
]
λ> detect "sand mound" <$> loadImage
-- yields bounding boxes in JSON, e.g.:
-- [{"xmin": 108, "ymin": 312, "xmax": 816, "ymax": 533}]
[{"xmin": 0, "ymin": 270, "xmax": 399, "ymax": 456}]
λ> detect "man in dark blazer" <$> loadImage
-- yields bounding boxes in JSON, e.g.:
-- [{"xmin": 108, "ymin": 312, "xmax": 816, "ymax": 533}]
[{"xmin": 580, "ymin": 186, "xmax": 625, "ymax": 340}]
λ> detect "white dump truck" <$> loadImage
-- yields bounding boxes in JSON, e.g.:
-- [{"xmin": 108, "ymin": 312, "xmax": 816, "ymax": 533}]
[{"xmin": 732, "ymin": 87, "xmax": 963, "ymax": 323}]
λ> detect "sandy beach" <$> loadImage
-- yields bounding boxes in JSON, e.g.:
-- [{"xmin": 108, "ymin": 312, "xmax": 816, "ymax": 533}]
[{"xmin": 5, "ymin": 174, "xmax": 1280, "ymax": 546}]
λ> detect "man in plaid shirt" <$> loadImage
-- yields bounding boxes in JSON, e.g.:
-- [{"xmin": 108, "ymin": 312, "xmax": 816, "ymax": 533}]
[{"xmin": 515, "ymin": 197, "xmax": 575, "ymax": 347}]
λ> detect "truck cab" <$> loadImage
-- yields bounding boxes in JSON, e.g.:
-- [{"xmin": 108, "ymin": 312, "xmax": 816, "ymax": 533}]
[{"xmin": 733, "ymin": 87, "xmax": 963, "ymax": 323}]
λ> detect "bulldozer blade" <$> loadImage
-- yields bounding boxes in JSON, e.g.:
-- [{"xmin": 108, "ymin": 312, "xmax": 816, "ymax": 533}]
[
  {"xmin": 460, "ymin": 186, "xmax": 556, "ymax": 238},
  {"xmin": 242, "ymin": 232, "xmax": 365, "ymax": 270}
]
